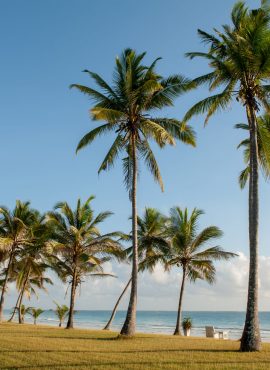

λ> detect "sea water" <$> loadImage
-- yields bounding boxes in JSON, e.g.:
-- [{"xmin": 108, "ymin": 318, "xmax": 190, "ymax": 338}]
[{"xmin": 5, "ymin": 310, "xmax": 270, "ymax": 341}]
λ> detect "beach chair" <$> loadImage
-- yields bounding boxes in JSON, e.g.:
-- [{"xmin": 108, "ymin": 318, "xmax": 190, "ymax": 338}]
[{"xmin": 205, "ymin": 326, "xmax": 228, "ymax": 339}]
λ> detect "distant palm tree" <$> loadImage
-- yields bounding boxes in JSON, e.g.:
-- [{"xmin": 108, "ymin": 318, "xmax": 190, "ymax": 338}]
[
  {"xmin": 166, "ymin": 207, "xmax": 236, "ymax": 336},
  {"xmin": 103, "ymin": 208, "xmax": 169, "ymax": 330},
  {"xmin": 183, "ymin": 2, "xmax": 270, "ymax": 351},
  {"xmin": 7, "ymin": 214, "xmax": 53, "ymax": 323},
  {"xmin": 54, "ymin": 302, "xmax": 69, "ymax": 327},
  {"xmin": 9, "ymin": 275, "xmax": 51, "ymax": 324},
  {"xmin": 72, "ymin": 49, "xmax": 196, "ymax": 336},
  {"xmin": 18, "ymin": 304, "xmax": 32, "ymax": 324},
  {"xmin": 47, "ymin": 197, "xmax": 124, "ymax": 329},
  {"xmin": 0, "ymin": 201, "xmax": 39, "ymax": 322},
  {"xmin": 30, "ymin": 308, "xmax": 44, "ymax": 325},
  {"xmin": 236, "ymin": 114, "xmax": 270, "ymax": 188}
]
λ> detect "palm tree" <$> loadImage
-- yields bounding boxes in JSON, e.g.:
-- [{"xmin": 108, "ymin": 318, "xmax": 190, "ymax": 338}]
[
  {"xmin": 18, "ymin": 304, "xmax": 32, "ymax": 324},
  {"xmin": 54, "ymin": 302, "xmax": 69, "ymax": 327},
  {"xmin": 7, "ymin": 214, "xmax": 53, "ymax": 323},
  {"xmin": 183, "ymin": 2, "xmax": 270, "ymax": 351},
  {"xmin": 236, "ymin": 114, "xmax": 270, "ymax": 188},
  {"xmin": 103, "ymin": 208, "xmax": 169, "ymax": 330},
  {"xmin": 47, "ymin": 197, "xmax": 124, "ymax": 329},
  {"xmin": 0, "ymin": 201, "xmax": 39, "ymax": 322},
  {"xmin": 9, "ymin": 276, "xmax": 51, "ymax": 324},
  {"xmin": 166, "ymin": 207, "xmax": 236, "ymax": 336},
  {"xmin": 72, "ymin": 48, "xmax": 196, "ymax": 336},
  {"xmin": 30, "ymin": 308, "xmax": 44, "ymax": 325},
  {"xmin": 10, "ymin": 262, "xmax": 52, "ymax": 324}
]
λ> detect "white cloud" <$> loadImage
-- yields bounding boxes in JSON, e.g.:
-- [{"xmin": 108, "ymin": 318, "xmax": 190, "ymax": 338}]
[{"xmin": 149, "ymin": 263, "xmax": 171, "ymax": 285}]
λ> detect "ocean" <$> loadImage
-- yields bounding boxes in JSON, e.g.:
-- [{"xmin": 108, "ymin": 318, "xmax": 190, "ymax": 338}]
[{"xmin": 4, "ymin": 310, "xmax": 270, "ymax": 341}]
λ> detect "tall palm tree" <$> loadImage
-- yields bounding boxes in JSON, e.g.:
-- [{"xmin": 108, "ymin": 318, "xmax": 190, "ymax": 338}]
[
  {"xmin": 103, "ymin": 208, "xmax": 169, "ymax": 330},
  {"xmin": 0, "ymin": 201, "xmax": 39, "ymax": 322},
  {"xmin": 183, "ymin": 2, "xmax": 270, "ymax": 351},
  {"xmin": 166, "ymin": 207, "xmax": 236, "ymax": 336},
  {"xmin": 236, "ymin": 114, "xmax": 270, "ymax": 188},
  {"xmin": 54, "ymin": 302, "xmax": 69, "ymax": 327},
  {"xmin": 72, "ymin": 49, "xmax": 196, "ymax": 336},
  {"xmin": 47, "ymin": 197, "xmax": 124, "ymax": 329},
  {"xmin": 30, "ymin": 308, "xmax": 44, "ymax": 325}
]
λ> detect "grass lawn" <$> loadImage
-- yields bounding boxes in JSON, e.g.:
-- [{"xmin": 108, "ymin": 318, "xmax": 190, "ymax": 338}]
[{"xmin": 0, "ymin": 323, "xmax": 270, "ymax": 369}]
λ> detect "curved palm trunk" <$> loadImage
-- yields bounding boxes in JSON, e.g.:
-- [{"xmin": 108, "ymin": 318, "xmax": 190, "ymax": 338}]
[
  {"xmin": 120, "ymin": 134, "xmax": 138, "ymax": 337},
  {"xmin": 174, "ymin": 267, "xmax": 186, "ymax": 335},
  {"xmin": 103, "ymin": 278, "xmax": 132, "ymax": 330},
  {"xmin": 59, "ymin": 320, "xmax": 62, "ymax": 327},
  {"xmin": 34, "ymin": 318, "xmax": 37, "ymax": 325},
  {"xmin": 16, "ymin": 268, "xmax": 31, "ymax": 324},
  {"xmin": 8, "ymin": 291, "xmax": 22, "ymax": 322},
  {"xmin": 0, "ymin": 246, "xmax": 15, "ymax": 322},
  {"xmin": 240, "ymin": 106, "xmax": 261, "ymax": 352},
  {"xmin": 18, "ymin": 290, "xmax": 25, "ymax": 324},
  {"xmin": 66, "ymin": 270, "xmax": 77, "ymax": 329}
]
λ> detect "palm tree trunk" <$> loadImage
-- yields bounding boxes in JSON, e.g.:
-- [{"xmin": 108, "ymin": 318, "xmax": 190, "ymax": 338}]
[
  {"xmin": 174, "ymin": 267, "xmax": 186, "ymax": 335},
  {"xmin": 240, "ymin": 105, "xmax": 261, "ymax": 352},
  {"xmin": 103, "ymin": 277, "xmax": 132, "ymax": 330},
  {"xmin": 0, "ymin": 246, "xmax": 15, "ymax": 322},
  {"xmin": 8, "ymin": 291, "xmax": 22, "ymax": 322},
  {"xmin": 16, "ymin": 268, "xmax": 31, "ymax": 324},
  {"xmin": 18, "ymin": 291, "xmax": 24, "ymax": 324},
  {"xmin": 66, "ymin": 270, "xmax": 77, "ymax": 329},
  {"xmin": 120, "ymin": 134, "xmax": 138, "ymax": 337}
]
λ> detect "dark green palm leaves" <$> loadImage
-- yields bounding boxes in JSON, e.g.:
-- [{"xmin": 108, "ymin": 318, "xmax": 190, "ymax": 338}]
[
  {"xmin": 166, "ymin": 207, "xmax": 236, "ymax": 282},
  {"xmin": 184, "ymin": 2, "xmax": 270, "ymax": 124},
  {"xmin": 47, "ymin": 197, "xmax": 123, "ymax": 284},
  {"xmin": 236, "ymin": 115, "xmax": 270, "ymax": 188},
  {"xmin": 72, "ymin": 49, "xmax": 196, "ymax": 192},
  {"xmin": 125, "ymin": 207, "xmax": 170, "ymax": 272},
  {"xmin": 136, "ymin": 208, "xmax": 169, "ymax": 273}
]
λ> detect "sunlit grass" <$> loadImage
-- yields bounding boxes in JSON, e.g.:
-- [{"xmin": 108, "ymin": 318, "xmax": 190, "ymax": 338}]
[{"xmin": 0, "ymin": 323, "xmax": 269, "ymax": 369}]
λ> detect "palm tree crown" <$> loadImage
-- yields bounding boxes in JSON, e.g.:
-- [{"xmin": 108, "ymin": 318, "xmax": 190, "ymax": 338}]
[
  {"xmin": 184, "ymin": 2, "xmax": 270, "ymax": 124},
  {"xmin": 72, "ymin": 48, "xmax": 196, "ymax": 191},
  {"xmin": 135, "ymin": 208, "xmax": 170, "ymax": 272}
]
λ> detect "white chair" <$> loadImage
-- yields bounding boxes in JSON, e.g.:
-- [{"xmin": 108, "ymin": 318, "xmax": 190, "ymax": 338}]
[{"xmin": 205, "ymin": 326, "xmax": 229, "ymax": 339}]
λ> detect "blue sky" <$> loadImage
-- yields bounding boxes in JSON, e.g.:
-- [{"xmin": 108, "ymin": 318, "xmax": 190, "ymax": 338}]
[{"xmin": 2, "ymin": 0, "xmax": 270, "ymax": 311}]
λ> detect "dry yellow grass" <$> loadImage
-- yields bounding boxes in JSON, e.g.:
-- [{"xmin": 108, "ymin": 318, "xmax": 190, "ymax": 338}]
[{"xmin": 0, "ymin": 323, "xmax": 269, "ymax": 369}]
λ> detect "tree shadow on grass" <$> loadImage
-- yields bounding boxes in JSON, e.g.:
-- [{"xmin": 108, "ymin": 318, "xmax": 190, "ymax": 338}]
[
  {"xmin": 5, "ymin": 335, "xmax": 118, "ymax": 341},
  {"xmin": 0, "ymin": 348, "xmax": 239, "ymax": 354},
  {"xmin": 4, "ymin": 360, "xmax": 270, "ymax": 369}
]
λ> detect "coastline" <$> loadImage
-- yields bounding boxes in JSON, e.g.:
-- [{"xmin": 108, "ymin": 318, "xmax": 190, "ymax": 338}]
[{"xmin": 4, "ymin": 310, "xmax": 270, "ymax": 342}]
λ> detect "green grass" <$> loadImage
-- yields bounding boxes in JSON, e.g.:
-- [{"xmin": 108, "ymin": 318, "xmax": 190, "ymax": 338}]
[{"xmin": 0, "ymin": 323, "xmax": 269, "ymax": 369}]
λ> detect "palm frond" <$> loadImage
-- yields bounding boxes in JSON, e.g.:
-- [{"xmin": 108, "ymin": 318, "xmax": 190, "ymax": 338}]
[
  {"xmin": 183, "ymin": 88, "xmax": 233, "ymax": 124},
  {"xmin": 98, "ymin": 134, "xmax": 125, "ymax": 173},
  {"xmin": 76, "ymin": 124, "xmax": 114, "ymax": 153},
  {"xmin": 239, "ymin": 167, "xmax": 250, "ymax": 189},
  {"xmin": 138, "ymin": 140, "xmax": 164, "ymax": 191}
]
